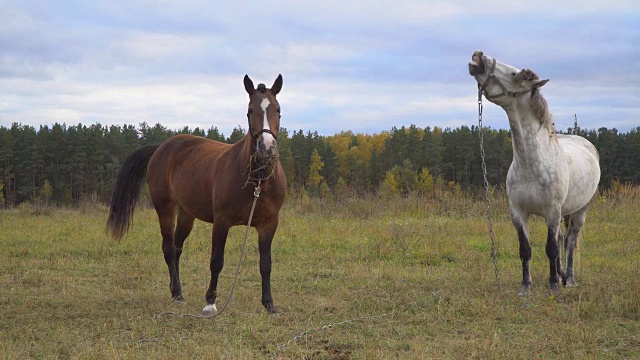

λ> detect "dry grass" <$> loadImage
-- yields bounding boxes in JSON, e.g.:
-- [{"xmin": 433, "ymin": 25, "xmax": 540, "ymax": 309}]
[{"xmin": 0, "ymin": 193, "xmax": 638, "ymax": 359}]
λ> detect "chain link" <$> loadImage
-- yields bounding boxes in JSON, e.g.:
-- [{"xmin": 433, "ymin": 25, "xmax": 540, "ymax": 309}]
[{"xmin": 478, "ymin": 93, "xmax": 501, "ymax": 289}]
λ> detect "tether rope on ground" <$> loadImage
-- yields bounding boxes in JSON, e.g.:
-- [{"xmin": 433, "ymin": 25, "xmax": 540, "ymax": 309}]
[{"xmin": 270, "ymin": 313, "xmax": 391, "ymax": 359}]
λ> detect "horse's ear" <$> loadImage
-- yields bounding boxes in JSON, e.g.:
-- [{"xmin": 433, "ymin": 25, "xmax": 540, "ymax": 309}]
[
  {"xmin": 271, "ymin": 74, "xmax": 283, "ymax": 95},
  {"xmin": 533, "ymin": 79, "xmax": 549, "ymax": 88},
  {"xmin": 244, "ymin": 75, "xmax": 255, "ymax": 94}
]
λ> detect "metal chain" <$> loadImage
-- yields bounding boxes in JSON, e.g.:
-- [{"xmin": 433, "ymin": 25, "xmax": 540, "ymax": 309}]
[
  {"xmin": 270, "ymin": 313, "xmax": 390, "ymax": 359},
  {"xmin": 158, "ymin": 179, "xmax": 262, "ymax": 320},
  {"xmin": 477, "ymin": 91, "xmax": 501, "ymax": 289}
]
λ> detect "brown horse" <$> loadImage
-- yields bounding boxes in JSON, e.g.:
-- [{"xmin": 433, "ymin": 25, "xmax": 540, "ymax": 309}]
[{"xmin": 106, "ymin": 75, "xmax": 286, "ymax": 314}]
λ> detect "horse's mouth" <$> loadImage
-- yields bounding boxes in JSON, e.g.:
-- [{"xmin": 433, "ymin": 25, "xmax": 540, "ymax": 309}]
[
  {"xmin": 257, "ymin": 143, "xmax": 277, "ymax": 160},
  {"xmin": 258, "ymin": 151, "xmax": 277, "ymax": 163},
  {"xmin": 468, "ymin": 50, "xmax": 485, "ymax": 76},
  {"xmin": 255, "ymin": 145, "xmax": 279, "ymax": 165}
]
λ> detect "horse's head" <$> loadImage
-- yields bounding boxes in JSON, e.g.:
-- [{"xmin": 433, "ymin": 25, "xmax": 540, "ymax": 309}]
[
  {"xmin": 468, "ymin": 50, "xmax": 549, "ymax": 106},
  {"xmin": 244, "ymin": 74, "xmax": 283, "ymax": 161}
]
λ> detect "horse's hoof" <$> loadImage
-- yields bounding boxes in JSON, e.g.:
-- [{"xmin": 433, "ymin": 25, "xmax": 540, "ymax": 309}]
[
  {"xmin": 203, "ymin": 303, "xmax": 217, "ymax": 315},
  {"xmin": 548, "ymin": 282, "xmax": 560, "ymax": 294},
  {"xmin": 264, "ymin": 302, "xmax": 279, "ymax": 315},
  {"xmin": 267, "ymin": 307, "xmax": 280, "ymax": 318},
  {"xmin": 173, "ymin": 295, "xmax": 185, "ymax": 302},
  {"xmin": 173, "ymin": 298, "xmax": 186, "ymax": 306},
  {"xmin": 518, "ymin": 284, "xmax": 531, "ymax": 297},
  {"xmin": 564, "ymin": 278, "xmax": 577, "ymax": 288}
]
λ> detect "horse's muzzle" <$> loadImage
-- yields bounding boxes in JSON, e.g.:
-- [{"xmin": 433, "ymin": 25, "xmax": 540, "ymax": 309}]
[
  {"xmin": 468, "ymin": 51, "xmax": 485, "ymax": 76},
  {"xmin": 468, "ymin": 62, "xmax": 483, "ymax": 76},
  {"xmin": 257, "ymin": 138, "xmax": 277, "ymax": 160}
]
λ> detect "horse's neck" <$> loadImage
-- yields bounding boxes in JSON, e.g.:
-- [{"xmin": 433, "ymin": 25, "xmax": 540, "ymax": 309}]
[
  {"xmin": 505, "ymin": 103, "xmax": 558, "ymax": 168},
  {"xmin": 238, "ymin": 135, "xmax": 256, "ymax": 161}
]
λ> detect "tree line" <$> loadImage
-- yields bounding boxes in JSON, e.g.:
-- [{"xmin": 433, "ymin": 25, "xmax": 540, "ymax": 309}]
[{"xmin": 0, "ymin": 121, "xmax": 638, "ymax": 207}]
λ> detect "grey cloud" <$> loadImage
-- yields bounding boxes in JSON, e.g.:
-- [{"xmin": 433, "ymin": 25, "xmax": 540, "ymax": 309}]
[{"xmin": 0, "ymin": 1, "xmax": 638, "ymax": 135}]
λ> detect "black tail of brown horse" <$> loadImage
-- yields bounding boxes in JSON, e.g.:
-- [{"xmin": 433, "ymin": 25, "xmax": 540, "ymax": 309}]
[{"xmin": 106, "ymin": 145, "xmax": 159, "ymax": 240}]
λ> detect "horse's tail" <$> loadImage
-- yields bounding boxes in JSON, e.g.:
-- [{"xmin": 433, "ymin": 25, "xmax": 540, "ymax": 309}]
[{"xmin": 106, "ymin": 145, "xmax": 159, "ymax": 240}]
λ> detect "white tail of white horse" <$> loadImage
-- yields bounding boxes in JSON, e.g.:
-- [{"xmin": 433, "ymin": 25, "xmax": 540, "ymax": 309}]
[{"xmin": 469, "ymin": 50, "xmax": 601, "ymax": 296}]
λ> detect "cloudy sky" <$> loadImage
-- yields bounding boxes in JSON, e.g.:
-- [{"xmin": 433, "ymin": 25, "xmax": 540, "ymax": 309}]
[{"xmin": 1, "ymin": 0, "xmax": 638, "ymax": 136}]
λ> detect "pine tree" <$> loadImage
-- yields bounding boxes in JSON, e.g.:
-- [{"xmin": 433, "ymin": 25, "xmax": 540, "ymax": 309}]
[
  {"xmin": 207, "ymin": 126, "xmax": 226, "ymax": 142},
  {"xmin": 0, "ymin": 126, "xmax": 15, "ymax": 205},
  {"xmin": 227, "ymin": 125, "xmax": 246, "ymax": 143}
]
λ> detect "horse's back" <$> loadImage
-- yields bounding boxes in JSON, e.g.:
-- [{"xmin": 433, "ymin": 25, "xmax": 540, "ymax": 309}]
[
  {"xmin": 147, "ymin": 134, "xmax": 232, "ymax": 222},
  {"xmin": 149, "ymin": 134, "xmax": 230, "ymax": 178},
  {"xmin": 558, "ymin": 134, "xmax": 601, "ymax": 214},
  {"xmin": 156, "ymin": 134, "xmax": 230, "ymax": 156}
]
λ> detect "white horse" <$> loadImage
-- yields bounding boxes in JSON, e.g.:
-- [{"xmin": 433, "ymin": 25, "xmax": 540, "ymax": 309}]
[{"xmin": 468, "ymin": 50, "xmax": 601, "ymax": 296}]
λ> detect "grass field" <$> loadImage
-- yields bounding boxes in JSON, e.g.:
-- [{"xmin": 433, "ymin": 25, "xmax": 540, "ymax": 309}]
[{"xmin": 1, "ymin": 192, "xmax": 639, "ymax": 359}]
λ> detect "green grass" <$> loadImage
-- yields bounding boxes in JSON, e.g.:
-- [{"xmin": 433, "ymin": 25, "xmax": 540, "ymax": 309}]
[{"xmin": 0, "ymin": 194, "xmax": 639, "ymax": 359}]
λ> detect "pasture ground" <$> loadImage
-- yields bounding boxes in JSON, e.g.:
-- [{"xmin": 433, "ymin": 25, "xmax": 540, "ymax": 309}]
[{"xmin": 1, "ymin": 192, "xmax": 639, "ymax": 359}]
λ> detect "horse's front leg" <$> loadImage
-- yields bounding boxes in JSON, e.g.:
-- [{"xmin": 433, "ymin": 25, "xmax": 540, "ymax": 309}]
[
  {"xmin": 513, "ymin": 223, "xmax": 532, "ymax": 296},
  {"xmin": 511, "ymin": 208, "xmax": 532, "ymax": 296},
  {"xmin": 203, "ymin": 223, "xmax": 229, "ymax": 315},
  {"xmin": 258, "ymin": 223, "xmax": 278, "ymax": 313}
]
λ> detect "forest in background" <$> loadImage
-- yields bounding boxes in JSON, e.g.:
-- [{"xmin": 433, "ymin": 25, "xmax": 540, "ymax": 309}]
[{"xmin": 0, "ymin": 121, "xmax": 638, "ymax": 207}]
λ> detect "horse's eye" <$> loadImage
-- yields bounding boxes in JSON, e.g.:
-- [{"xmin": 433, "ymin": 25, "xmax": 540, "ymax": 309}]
[
  {"xmin": 276, "ymin": 108, "xmax": 281, "ymax": 113},
  {"xmin": 511, "ymin": 72, "xmax": 516, "ymax": 76}
]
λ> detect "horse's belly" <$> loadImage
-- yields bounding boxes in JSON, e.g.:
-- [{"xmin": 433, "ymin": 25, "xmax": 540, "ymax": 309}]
[
  {"xmin": 175, "ymin": 189, "xmax": 214, "ymax": 223},
  {"xmin": 170, "ymin": 171, "xmax": 215, "ymax": 223},
  {"xmin": 508, "ymin": 183, "xmax": 559, "ymax": 216},
  {"xmin": 559, "ymin": 135, "xmax": 601, "ymax": 215},
  {"xmin": 561, "ymin": 173, "xmax": 599, "ymax": 215}
]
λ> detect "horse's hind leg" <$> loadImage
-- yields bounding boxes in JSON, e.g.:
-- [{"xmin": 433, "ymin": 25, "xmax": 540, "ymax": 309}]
[
  {"xmin": 560, "ymin": 215, "xmax": 570, "ymax": 255},
  {"xmin": 555, "ymin": 217, "xmax": 567, "ymax": 283},
  {"xmin": 156, "ymin": 205, "xmax": 184, "ymax": 301},
  {"xmin": 173, "ymin": 209, "xmax": 195, "ymax": 297},
  {"xmin": 545, "ymin": 210, "xmax": 563, "ymax": 293},
  {"xmin": 563, "ymin": 206, "xmax": 588, "ymax": 287}
]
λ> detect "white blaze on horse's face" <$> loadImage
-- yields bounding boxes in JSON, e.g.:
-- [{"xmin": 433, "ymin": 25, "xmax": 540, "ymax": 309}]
[{"xmin": 259, "ymin": 97, "xmax": 276, "ymax": 155}]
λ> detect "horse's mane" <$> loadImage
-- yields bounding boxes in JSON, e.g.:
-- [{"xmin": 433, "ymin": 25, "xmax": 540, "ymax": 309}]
[{"xmin": 515, "ymin": 69, "xmax": 556, "ymax": 135}]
